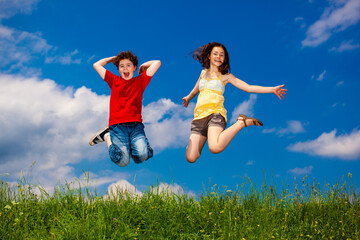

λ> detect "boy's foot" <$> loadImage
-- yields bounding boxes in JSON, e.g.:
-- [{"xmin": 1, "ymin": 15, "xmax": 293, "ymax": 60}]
[
  {"xmin": 89, "ymin": 127, "xmax": 109, "ymax": 146},
  {"xmin": 237, "ymin": 114, "xmax": 263, "ymax": 127}
]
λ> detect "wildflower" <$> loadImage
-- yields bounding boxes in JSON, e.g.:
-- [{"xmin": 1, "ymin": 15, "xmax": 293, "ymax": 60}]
[
  {"xmin": 0, "ymin": 212, "xmax": 2, "ymax": 216},
  {"xmin": 257, "ymin": 225, "xmax": 260, "ymax": 227},
  {"xmin": 4, "ymin": 205, "xmax": 11, "ymax": 210},
  {"xmin": 348, "ymin": 173, "xmax": 352, "ymax": 179},
  {"xmin": 220, "ymin": 211, "xmax": 224, "ymax": 214},
  {"xmin": 113, "ymin": 218, "xmax": 117, "ymax": 221},
  {"xmin": 272, "ymin": 236, "xmax": 275, "ymax": 239}
]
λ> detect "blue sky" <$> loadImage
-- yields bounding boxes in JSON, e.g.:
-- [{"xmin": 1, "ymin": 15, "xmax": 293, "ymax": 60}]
[{"xmin": 0, "ymin": 0, "xmax": 360, "ymax": 196}]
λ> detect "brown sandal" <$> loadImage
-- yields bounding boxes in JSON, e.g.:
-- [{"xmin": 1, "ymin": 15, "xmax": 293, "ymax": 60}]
[{"xmin": 237, "ymin": 114, "xmax": 263, "ymax": 127}]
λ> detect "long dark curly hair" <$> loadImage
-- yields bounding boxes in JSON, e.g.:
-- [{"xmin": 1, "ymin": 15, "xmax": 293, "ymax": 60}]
[
  {"xmin": 192, "ymin": 42, "xmax": 230, "ymax": 74},
  {"xmin": 112, "ymin": 51, "xmax": 138, "ymax": 69}
]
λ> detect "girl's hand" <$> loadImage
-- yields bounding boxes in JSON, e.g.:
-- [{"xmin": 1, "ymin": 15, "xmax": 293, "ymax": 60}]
[
  {"xmin": 182, "ymin": 96, "xmax": 190, "ymax": 108},
  {"xmin": 273, "ymin": 84, "xmax": 288, "ymax": 100}
]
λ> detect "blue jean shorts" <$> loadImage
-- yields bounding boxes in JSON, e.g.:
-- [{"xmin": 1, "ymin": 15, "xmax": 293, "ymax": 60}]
[{"xmin": 108, "ymin": 122, "xmax": 153, "ymax": 167}]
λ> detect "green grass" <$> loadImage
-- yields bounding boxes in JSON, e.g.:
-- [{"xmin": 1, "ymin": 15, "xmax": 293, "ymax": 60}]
[{"xmin": 0, "ymin": 173, "xmax": 359, "ymax": 239}]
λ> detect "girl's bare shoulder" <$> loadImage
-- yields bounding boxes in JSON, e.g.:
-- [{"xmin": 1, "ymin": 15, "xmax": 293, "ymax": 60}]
[{"xmin": 222, "ymin": 72, "xmax": 235, "ymax": 84}]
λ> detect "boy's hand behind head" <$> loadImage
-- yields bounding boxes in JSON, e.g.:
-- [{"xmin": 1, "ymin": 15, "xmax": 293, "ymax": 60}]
[{"xmin": 138, "ymin": 65, "xmax": 148, "ymax": 75}]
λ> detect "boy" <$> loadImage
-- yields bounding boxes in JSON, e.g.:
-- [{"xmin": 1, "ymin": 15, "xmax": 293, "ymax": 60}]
[{"xmin": 89, "ymin": 51, "xmax": 161, "ymax": 167}]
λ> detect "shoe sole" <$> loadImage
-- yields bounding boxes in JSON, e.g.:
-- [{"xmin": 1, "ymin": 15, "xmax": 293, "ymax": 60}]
[{"xmin": 89, "ymin": 126, "xmax": 109, "ymax": 146}]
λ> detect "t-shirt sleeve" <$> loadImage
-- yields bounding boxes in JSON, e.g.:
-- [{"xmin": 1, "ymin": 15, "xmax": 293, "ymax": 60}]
[
  {"xmin": 142, "ymin": 69, "xmax": 152, "ymax": 88},
  {"xmin": 104, "ymin": 70, "xmax": 115, "ymax": 88}
]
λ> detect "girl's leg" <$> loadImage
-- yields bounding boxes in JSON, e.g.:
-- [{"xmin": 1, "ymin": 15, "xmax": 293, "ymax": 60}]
[
  {"xmin": 185, "ymin": 133, "xmax": 207, "ymax": 163},
  {"xmin": 207, "ymin": 116, "xmax": 260, "ymax": 154}
]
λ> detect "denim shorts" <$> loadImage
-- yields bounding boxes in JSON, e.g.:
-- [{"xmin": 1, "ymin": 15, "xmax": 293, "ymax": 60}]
[
  {"xmin": 191, "ymin": 113, "xmax": 226, "ymax": 137},
  {"xmin": 108, "ymin": 122, "xmax": 153, "ymax": 167}
]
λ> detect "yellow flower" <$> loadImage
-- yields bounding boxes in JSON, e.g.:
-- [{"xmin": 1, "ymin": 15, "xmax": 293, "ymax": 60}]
[
  {"xmin": 348, "ymin": 173, "xmax": 352, "ymax": 178},
  {"xmin": 257, "ymin": 225, "xmax": 260, "ymax": 227},
  {"xmin": 220, "ymin": 211, "xmax": 224, "ymax": 214}
]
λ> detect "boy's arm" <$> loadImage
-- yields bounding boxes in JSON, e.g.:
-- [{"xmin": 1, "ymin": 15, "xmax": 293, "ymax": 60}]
[
  {"xmin": 93, "ymin": 56, "xmax": 116, "ymax": 79},
  {"xmin": 138, "ymin": 60, "xmax": 161, "ymax": 76}
]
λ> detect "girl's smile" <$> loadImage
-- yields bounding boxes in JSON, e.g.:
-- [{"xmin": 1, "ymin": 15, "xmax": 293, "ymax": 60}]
[{"xmin": 209, "ymin": 46, "xmax": 225, "ymax": 67}]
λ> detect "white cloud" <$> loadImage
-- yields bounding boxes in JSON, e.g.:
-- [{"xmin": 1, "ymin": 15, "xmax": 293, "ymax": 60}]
[
  {"xmin": 317, "ymin": 70, "xmax": 327, "ymax": 81},
  {"xmin": 45, "ymin": 49, "xmax": 82, "ymax": 65},
  {"xmin": 0, "ymin": 0, "xmax": 40, "ymax": 20},
  {"xmin": 0, "ymin": 4, "xmax": 85, "ymax": 74},
  {"xmin": 302, "ymin": 0, "xmax": 360, "ymax": 47},
  {"xmin": 0, "ymin": 74, "xmax": 195, "ymax": 190},
  {"xmin": 143, "ymin": 98, "xmax": 194, "ymax": 151},
  {"xmin": 0, "ymin": 73, "xmax": 109, "ymax": 188},
  {"xmin": 295, "ymin": 16, "xmax": 307, "ymax": 28},
  {"xmin": 330, "ymin": 40, "xmax": 360, "ymax": 52},
  {"xmin": 0, "ymin": 25, "xmax": 52, "ymax": 72},
  {"xmin": 278, "ymin": 121, "xmax": 306, "ymax": 135},
  {"xmin": 288, "ymin": 165, "xmax": 313, "ymax": 175},
  {"xmin": 288, "ymin": 129, "xmax": 360, "ymax": 160},
  {"xmin": 245, "ymin": 160, "xmax": 254, "ymax": 166},
  {"xmin": 105, "ymin": 180, "xmax": 143, "ymax": 200},
  {"xmin": 263, "ymin": 120, "xmax": 305, "ymax": 136},
  {"xmin": 104, "ymin": 180, "xmax": 195, "ymax": 200},
  {"xmin": 229, "ymin": 94, "xmax": 257, "ymax": 124}
]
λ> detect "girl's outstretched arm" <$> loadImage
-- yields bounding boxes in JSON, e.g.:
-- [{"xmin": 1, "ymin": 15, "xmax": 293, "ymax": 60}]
[
  {"xmin": 138, "ymin": 60, "xmax": 161, "ymax": 76},
  {"xmin": 182, "ymin": 70, "xmax": 204, "ymax": 107},
  {"xmin": 226, "ymin": 73, "xmax": 288, "ymax": 100}
]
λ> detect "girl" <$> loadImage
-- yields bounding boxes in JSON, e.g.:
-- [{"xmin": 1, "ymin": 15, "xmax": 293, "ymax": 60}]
[{"xmin": 182, "ymin": 42, "xmax": 287, "ymax": 163}]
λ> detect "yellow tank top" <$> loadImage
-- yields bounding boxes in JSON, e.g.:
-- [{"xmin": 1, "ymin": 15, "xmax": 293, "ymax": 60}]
[{"xmin": 194, "ymin": 70, "xmax": 227, "ymax": 122}]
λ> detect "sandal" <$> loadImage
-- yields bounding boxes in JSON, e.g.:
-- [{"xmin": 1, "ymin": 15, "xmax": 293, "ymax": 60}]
[{"xmin": 237, "ymin": 114, "xmax": 263, "ymax": 127}]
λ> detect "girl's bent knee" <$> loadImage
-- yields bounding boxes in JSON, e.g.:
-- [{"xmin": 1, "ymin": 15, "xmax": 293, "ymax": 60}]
[
  {"xmin": 209, "ymin": 146, "xmax": 224, "ymax": 154},
  {"xmin": 186, "ymin": 154, "xmax": 199, "ymax": 163}
]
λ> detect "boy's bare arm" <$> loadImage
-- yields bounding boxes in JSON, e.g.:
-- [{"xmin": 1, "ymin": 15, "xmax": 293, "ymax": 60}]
[
  {"xmin": 93, "ymin": 56, "xmax": 116, "ymax": 79},
  {"xmin": 138, "ymin": 60, "xmax": 161, "ymax": 76}
]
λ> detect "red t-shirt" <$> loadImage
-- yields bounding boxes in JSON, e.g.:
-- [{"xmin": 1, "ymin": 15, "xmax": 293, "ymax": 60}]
[{"xmin": 104, "ymin": 69, "xmax": 151, "ymax": 126}]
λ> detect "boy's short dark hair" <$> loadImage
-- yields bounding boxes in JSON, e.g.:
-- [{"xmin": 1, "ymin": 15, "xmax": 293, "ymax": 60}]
[{"xmin": 113, "ymin": 51, "xmax": 138, "ymax": 69}]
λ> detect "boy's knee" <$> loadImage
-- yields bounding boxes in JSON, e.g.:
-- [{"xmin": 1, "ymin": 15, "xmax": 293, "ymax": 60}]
[
  {"xmin": 109, "ymin": 145, "xmax": 130, "ymax": 167},
  {"xmin": 132, "ymin": 152, "xmax": 148, "ymax": 164},
  {"xmin": 132, "ymin": 139, "xmax": 153, "ymax": 164}
]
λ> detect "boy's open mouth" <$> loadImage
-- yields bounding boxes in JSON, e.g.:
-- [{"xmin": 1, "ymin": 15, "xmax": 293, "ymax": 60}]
[{"xmin": 124, "ymin": 72, "xmax": 130, "ymax": 78}]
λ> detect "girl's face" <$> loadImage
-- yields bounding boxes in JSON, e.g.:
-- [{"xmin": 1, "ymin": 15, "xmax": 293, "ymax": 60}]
[
  {"xmin": 118, "ymin": 59, "xmax": 137, "ymax": 80},
  {"xmin": 209, "ymin": 46, "xmax": 225, "ymax": 68}
]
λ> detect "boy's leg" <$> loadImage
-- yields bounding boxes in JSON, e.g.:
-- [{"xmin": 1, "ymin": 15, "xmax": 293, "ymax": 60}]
[
  {"xmin": 130, "ymin": 123, "xmax": 153, "ymax": 164},
  {"xmin": 108, "ymin": 125, "xmax": 131, "ymax": 167}
]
